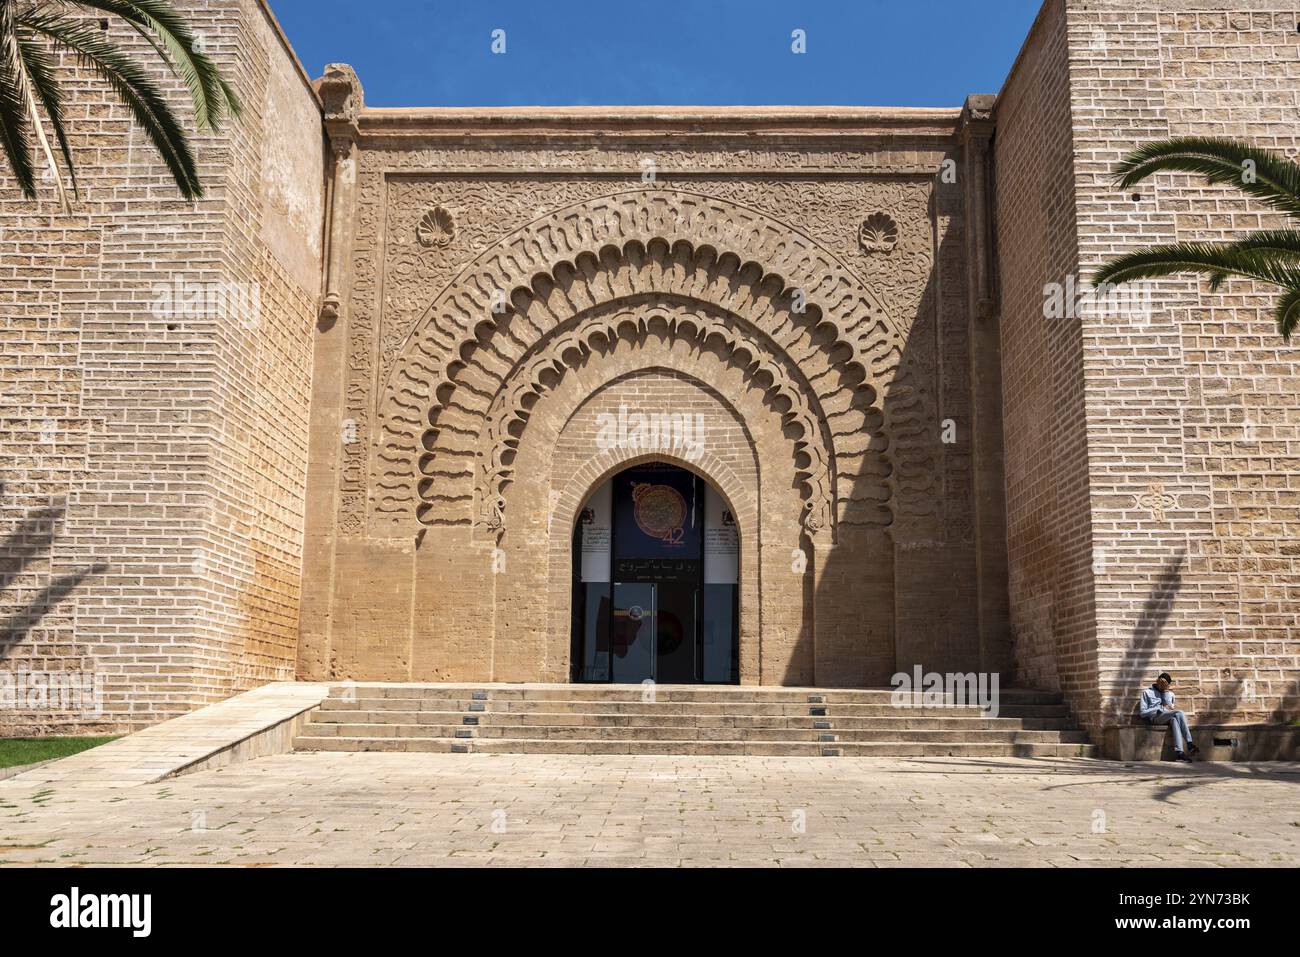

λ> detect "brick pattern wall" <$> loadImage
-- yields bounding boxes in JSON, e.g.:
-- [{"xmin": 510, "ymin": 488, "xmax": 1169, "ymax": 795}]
[
  {"xmin": 999, "ymin": 0, "xmax": 1300, "ymax": 734},
  {"xmin": 1070, "ymin": 0, "xmax": 1300, "ymax": 730},
  {"xmin": 9, "ymin": 0, "xmax": 1291, "ymax": 730},
  {"xmin": 996, "ymin": 0, "xmax": 1100, "ymax": 718},
  {"xmin": 0, "ymin": 0, "xmax": 323, "ymax": 733}
]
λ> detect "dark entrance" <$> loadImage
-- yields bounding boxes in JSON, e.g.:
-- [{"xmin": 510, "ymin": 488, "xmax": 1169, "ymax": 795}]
[{"xmin": 571, "ymin": 462, "xmax": 739, "ymax": 684}]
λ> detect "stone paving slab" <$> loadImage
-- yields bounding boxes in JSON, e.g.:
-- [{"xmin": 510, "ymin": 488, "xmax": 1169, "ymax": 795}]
[
  {"xmin": 1, "ymin": 752, "xmax": 1297, "ymax": 867},
  {"xmin": 0, "ymin": 682, "xmax": 329, "ymax": 789}
]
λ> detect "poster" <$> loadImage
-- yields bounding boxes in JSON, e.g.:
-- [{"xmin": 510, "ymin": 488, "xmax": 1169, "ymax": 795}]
[
  {"xmin": 579, "ymin": 480, "xmax": 611, "ymax": 583},
  {"xmin": 703, "ymin": 484, "xmax": 738, "ymax": 584}
]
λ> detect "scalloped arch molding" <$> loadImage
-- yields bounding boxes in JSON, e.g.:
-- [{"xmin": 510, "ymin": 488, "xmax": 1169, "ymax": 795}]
[{"xmin": 376, "ymin": 189, "xmax": 918, "ymax": 540}]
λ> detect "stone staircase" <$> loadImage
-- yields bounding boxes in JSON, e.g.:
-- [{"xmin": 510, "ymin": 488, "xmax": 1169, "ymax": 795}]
[{"xmin": 292, "ymin": 684, "xmax": 1097, "ymax": 758}]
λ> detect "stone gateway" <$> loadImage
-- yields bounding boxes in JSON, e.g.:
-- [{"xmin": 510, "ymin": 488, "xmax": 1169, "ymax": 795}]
[
  {"xmin": 303, "ymin": 99, "xmax": 999, "ymax": 691},
  {"xmin": 1, "ymin": 1, "xmax": 1297, "ymax": 747}
]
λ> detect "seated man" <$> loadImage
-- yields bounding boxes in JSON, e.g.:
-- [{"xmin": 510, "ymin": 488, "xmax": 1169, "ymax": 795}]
[{"xmin": 1138, "ymin": 672, "xmax": 1200, "ymax": 762}]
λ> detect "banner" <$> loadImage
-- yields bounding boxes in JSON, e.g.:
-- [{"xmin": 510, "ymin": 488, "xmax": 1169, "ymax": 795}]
[
  {"xmin": 613, "ymin": 466, "xmax": 700, "ymax": 561},
  {"xmin": 703, "ymin": 484, "xmax": 738, "ymax": 584},
  {"xmin": 578, "ymin": 480, "xmax": 611, "ymax": 583}
]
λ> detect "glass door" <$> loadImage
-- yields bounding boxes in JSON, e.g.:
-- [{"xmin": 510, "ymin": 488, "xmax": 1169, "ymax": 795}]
[
  {"xmin": 610, "ymin": 582, "xmax": 656, "ymax": 683},
  {"xmin": 654, "ymin": 580, "xmax": 698, "ymax": 683},
  {"xmin": 571, "ymin": 463, "xmax": 738, "ymax": 684}
]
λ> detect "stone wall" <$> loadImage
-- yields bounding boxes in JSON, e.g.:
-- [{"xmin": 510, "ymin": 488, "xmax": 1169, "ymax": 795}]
[
  {"xmin": 997, "ymin": 0, "xmax": 1300, "ymax": 735},
  {"xmin": 297, "ymin": 105, "xmax": 998, "ymax": 685},
  {"xmin": 7, "ymin": 0, "xmax": 1294, "ymax": 732},
  {"xmin": 995, "ymin": 1, "xmax": 1099, "ymax": 715},
  {"xmin": 0, "ymin": 0, "xmax": 325, "ymax": 733}
]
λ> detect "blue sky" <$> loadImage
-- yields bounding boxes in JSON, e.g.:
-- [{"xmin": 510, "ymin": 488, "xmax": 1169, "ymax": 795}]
[{"xmin": 271, "ymin": 0, "xmax": 1043, "ymax": 108}]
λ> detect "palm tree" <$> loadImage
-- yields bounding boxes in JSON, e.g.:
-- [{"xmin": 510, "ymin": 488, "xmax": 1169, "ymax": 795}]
[
  {"xmin": 0, "ymin": 0, "xmax": 239, "ymax": 209},
  {"xmin": 1094, "ymin": 137, "xmax": 1300, "ymax": 341}
]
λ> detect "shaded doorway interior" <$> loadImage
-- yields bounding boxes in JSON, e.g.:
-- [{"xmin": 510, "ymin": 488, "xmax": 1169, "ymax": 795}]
[{"xmin": 571, "ymin": 462, "xmax": 739, "ymax": 684}]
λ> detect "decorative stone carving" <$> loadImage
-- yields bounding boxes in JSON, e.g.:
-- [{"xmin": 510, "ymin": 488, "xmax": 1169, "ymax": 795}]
[
  {"xmin": 454, "ymin": 302, "xmax": 853, "ymax": 540},
  {"xmin": 334, "ymin": 166, "xmax": 381, "ymax": 536},
  {"xmin": 359, "ymin": 170, "xmax": 949, "ymax": 544},
  {"xmin": 858, "ymin": 212, "xmax": 899, "ymax": 253},
  {"xmin": 1137, "ymin": 483, "xmax": 1176, "ymax": 522},
  {"xmin": 317, "ymin": 63, "xmax": 363, "ymax": 160},
  {"xmin": 317, "ymin": 63, "xmax": 363, "ymax": 132},
  {"xmin": 803, "ymin": 499, "xmax": 828, "ymax": 537},
  {"xmin": 371, "ymin": 191, "xmax": 915, "ymax": 540},
  {"xmin": 374, "ymin": 192, "xmax": 908, "ymax": 540},
  {"xmin": 317, "ymin": 291, "xmax": 340, "ymax": 327},
  {"xmin": 416, "ymin": 206, "xmax": 455, "ymax": 248}
]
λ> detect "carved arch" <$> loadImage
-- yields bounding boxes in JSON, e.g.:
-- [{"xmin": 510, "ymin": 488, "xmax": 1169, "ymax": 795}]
[
  {"xmin": 377, "ymin": 189, "xmax": 909, "ymax": 533},
  {"xmin": 462, "ymin": 304, "xmax": 855, "ymax": 537}
]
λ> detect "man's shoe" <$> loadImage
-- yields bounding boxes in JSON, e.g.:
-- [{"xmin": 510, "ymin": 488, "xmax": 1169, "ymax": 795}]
[
  {"xmin": 1188, "ymin": 743, "xmax": 1201, "ymax": 755},
  {"xmin": 1173, "ymin": 751, "xmax": 1193, "ymax": 763}
]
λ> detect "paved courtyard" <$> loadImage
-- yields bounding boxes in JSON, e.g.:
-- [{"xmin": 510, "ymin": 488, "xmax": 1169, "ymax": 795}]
[{"xmin": 2, "ymin": 752, "xmax": 1298, "ymax": 867}]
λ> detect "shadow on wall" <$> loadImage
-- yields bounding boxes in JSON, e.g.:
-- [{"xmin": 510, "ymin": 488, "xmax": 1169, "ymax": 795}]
[
  {"xmin": 1269, "ymin": 683, "xmax": 1300, "ymax": 725},
  {"xmin": 1197, "ymin": 676, "xmax": 1300, "ymax": 728},
  {"xmin": 1110, "ymin": 546, "xmax": 1298, "ymax": 727},
  {"xmin": 0, "ymin": 482, "xmax": 108, "ymax": 661},
  {"xmin": 1110, "ymin": 547, "xmax": 1186, "ymax": 718},
  {"xmin": 812, "ymin": 191, "xmax": 987, "ymax": 686}
]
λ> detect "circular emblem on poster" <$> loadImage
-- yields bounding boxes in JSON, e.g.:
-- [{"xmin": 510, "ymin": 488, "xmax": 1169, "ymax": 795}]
[{"xmin": 632, "ymin": 482, "xmax": 687, "ymax": 544}]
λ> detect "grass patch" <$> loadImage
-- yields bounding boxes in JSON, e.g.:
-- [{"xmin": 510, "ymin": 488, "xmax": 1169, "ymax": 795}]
[{"xmin": 0, "ymin": 736, "xmax": 118, "ymax": 770}]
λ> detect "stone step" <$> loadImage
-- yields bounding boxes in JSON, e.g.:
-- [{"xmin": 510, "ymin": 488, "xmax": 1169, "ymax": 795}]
[
  {"xmin": 317, "ymin": 697, "xmax": 1066, "ymax": 718},
  {"xmin": 832, "ymin": 741, "xmax": 1098, "ymax": 758},
  {"xmin": 293, "ymin": 735, "xmax": 1098, "ymax": 758},
  {"xmin": 297, "ymin": 721, "xmax": 1088, "ymax": 744},
  {"xmin": 297, "ymin": 683, "xmax": 1090, "ymax": 758},
  {"xmin": 306, "ymin": 710, "xmax": 1069, "ymax": 731},
  {"xmin": 321, "ymin": 684, "xmax": 1063, "ymax": 706}
]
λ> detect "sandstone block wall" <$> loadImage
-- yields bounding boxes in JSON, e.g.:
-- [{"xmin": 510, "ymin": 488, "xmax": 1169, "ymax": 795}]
[
  {"xmin": 5, "ymin": 0, "xmax": 1296, "ymax": 735},
  {"xmin": 995, "ymin": 0, "xmax": 1100, "ymax": 716},
  {"xmin": 997, "ymin": 0, "xmax": 1300, "ymax": 735},
  {"xmin": 0, "ymin": 0, "xmax": 325, "ymax": 733},
  {"xmin": 297, "ymin": 108, "xmax": 997, "ymax": 685}
]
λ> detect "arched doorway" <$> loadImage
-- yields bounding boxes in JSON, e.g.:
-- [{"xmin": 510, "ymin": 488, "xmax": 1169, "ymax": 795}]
[{"xmin": 571, "ymin": 461, "xmax": 739, "ymax": 684}]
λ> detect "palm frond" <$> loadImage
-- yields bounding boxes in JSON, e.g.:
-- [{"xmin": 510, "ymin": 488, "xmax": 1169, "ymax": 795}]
[
  {"xmin": 1114, "ymin": 137, "xmax": 1300, "ymax": 220},
  {"xmin": 15, "ymin": 28, "xmax": 78, "ymax": 207},
  {"xmin": 1202, "ymin": 231, "xmax": 1300, "ymax": 292},
  {"xmin": 0, "ymin": 1, "xmax": 38, "ymax": 197},
  {"xmin": 1275, "ymin": 286, "xmax": 1300, "ymax": 342},
  {"xmin": 46, "ymin": 0, "xmax": 240, "ymax": 131},
  {"xmin": 1219, "ymin": 229, "xmax": 1300, "ymax": 258},
  {"xmin": 1093, "ymin": 241, "xmax": 1300, "ymax": 290},
  {"xmin": 21, "ymin": 12, "xmax": 203, "ymax": 199}
]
